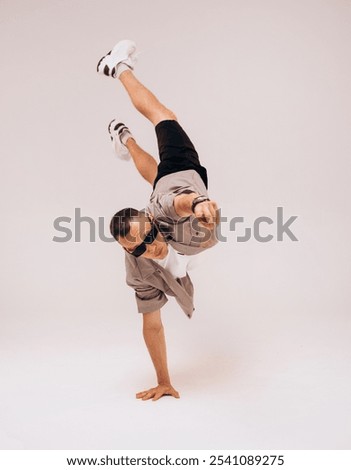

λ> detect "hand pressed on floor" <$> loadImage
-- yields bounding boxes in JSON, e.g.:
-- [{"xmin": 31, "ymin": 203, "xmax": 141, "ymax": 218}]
[{"xmin": 136, "ymin": 384, "xmax": 180, "ymax": 401}]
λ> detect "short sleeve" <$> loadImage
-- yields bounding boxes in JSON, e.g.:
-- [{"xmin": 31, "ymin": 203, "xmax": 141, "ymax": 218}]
[
  {"xmin": 127, "ymin": 281, "xmax": 168, "ymax": 313},
  {"xmin": 153, "ymin": 193, "xmax": 181, "ymax": 221},
  {"xmin": 124, "ymin": 249, "xmax": 169, "ymax": 314},
  {"xmin": 147, "ymin": 170, "xmax": 209, "ymax": 222}
]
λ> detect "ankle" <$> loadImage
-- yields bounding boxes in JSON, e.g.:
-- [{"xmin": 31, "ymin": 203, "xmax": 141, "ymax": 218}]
[
  {"xmin": 125, "ymin": 136, "xmax": 136, "ymax": 148},
  {"xmin": 117, "ymin": 66, "xmax": 133, "ymax": 80}
]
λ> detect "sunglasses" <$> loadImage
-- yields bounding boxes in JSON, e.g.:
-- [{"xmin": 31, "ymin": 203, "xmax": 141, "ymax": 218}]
[{"xmin": 123, "ymin": 222, "xmax": 159, "ymax": 257}]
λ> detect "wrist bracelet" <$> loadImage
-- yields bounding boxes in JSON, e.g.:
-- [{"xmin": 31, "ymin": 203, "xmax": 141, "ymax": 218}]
[{"xmin": 191, "ymin": 195, "xmax": 210, "ymax": 213}]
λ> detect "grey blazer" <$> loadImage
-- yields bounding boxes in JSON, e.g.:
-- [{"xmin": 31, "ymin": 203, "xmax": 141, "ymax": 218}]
[
  {"xmin": 125, "ymin": 254, "xmax": 195, "ymax": 318},
  {"xmin": 125, "ymin": 169, "xmax": 219, "ymax": 318}
]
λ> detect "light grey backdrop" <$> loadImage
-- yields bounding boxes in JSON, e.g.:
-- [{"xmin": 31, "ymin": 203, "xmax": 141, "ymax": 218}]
[{"xmin": 1, "ymin": 0, "xmax": 350, "ymax": 450}]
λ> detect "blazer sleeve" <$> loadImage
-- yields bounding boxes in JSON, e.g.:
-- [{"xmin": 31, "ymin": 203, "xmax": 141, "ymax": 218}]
[{"xmin": 126, "ymin": 279, "xmax": 168, "ymax": 313}]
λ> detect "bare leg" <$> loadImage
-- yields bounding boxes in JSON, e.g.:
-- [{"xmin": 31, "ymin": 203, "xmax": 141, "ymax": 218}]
[
  {"xmin": 125, "ymin": 137, "xmax": 158, "ymax": 186},
  {"xmin": 119, "ymin": 70, "xmax": 177, "ymax": 126}
]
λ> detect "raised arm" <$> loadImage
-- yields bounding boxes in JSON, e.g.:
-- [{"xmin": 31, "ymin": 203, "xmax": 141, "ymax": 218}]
[
  {"xmin": 173, "ymin": 192, "xmax": 219, "ymax": 229},
  {"xmin": 136, "ymin": 309, "xmax": 180, "ymax": 401}
]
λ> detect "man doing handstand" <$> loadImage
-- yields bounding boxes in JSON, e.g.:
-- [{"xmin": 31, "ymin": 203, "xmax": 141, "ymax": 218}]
[{"xmin": 97, "ymin": 40, "xmax": 220, "ymax": 401}]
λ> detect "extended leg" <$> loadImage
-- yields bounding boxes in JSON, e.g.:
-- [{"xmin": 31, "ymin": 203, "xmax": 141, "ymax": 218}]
[
  {"xmin": 119, "ymin": 70, "xmax": 177, "ymax": 126},
  {"xmin": 98, "ymin": 40, "xmax": 177, "ymax": 125},
  {"xmin": 126, "ymin": 137, "xmax": 158, "ymax": 185}
]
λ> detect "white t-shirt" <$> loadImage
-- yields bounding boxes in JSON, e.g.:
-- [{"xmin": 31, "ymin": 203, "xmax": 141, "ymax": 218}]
[{"xmin": 153, "ymin": 244, "xmax": 199, "ymax": 279}]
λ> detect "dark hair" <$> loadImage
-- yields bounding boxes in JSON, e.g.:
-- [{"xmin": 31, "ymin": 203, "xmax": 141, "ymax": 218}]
[{"xmin": 110, "ymin": 208, "xmax": 145, "ymax": 241}]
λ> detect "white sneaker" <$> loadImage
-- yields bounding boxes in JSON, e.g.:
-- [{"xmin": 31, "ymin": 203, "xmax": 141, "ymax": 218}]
[
  {"xmin": 97, "ymin": 39, "xmax": 137, "ymax": 78},
  {"xmin": 108, "ymin": 119, "xmax": 133, "ymax": 161}
]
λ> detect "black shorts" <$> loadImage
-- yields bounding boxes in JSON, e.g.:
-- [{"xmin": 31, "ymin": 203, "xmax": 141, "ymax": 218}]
[{"xmin": 153, "ymin": 120, "xmax": 208, "ymax": 190}]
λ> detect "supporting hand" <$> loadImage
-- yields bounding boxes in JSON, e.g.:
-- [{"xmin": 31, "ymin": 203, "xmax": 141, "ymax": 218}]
[{"xmin": 136, "ymin": 383, "xmax": 180, "ymax": 401}]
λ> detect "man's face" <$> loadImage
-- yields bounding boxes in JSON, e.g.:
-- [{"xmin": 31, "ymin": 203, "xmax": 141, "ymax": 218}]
[{"xmin": 117, "ymin": 214, "xmax": 168, "ymax": 260}]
